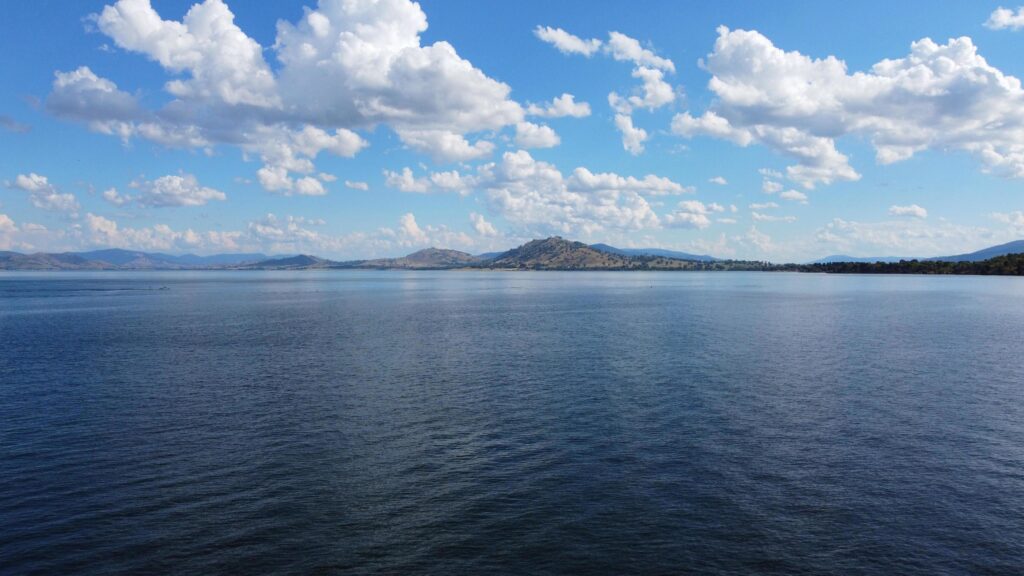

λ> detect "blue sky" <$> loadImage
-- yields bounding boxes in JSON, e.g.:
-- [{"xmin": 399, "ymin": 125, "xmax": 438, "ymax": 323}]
[{"xmin": 2, "ymin": 0, "xmax": 1023, "ymax": 261}]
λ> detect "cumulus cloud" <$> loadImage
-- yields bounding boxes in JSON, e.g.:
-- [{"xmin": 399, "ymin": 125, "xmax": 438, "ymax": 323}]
[
  {"xmin": 526, "ymin": 93, "xmax": 591, "ymax": 118},
  {"xmin": 533, "ymin": 26, "xmax": 602, "ymax": 56},
  {"xmin": 0, "ymin": 213, "xmax": 17, "ymax": 249},
  {"xmin": 470, "ymin": 212, "xmax": 498, "ymax": 236},
  {"xmin": 749, "ymin": 202, "xmax": 779, "ymax": 210},
  {"xmin": 50, "ymin": 0, "xmax": 525, "ymax": 191},
  {"xmin": 129, "ymin": 173, "xmax": 226, "ymax": 207},
  {"xmin": 986, "ymin": 7, "xmax": 1024, "ymax": 30},
  {"xmin": 709, "ymin": 176, "xmax": 728, "ymax": 185},
  {"xmin": 567, "ymin": 167, "xmax": 692, "ymax": 195},
  {"xmin": 478, "ymin": 150, "xmax": 660, "ymax": 236},
  {"xmin": 381, "ymin": 153, "xmax": 683, "ymax": 234},
  {"xmin": 779, "ymin": 189, "xmax": 809, "ymax": 203},
  {"xmin": 673, "ymin": 26, "xmax": 1024, "ymax": 187},
  {"xmin": 102, "ymin": 187, "xmax": 131, "ymax": 206},
  {"xmin": 991, "ymin": 210, "xmax": 1024, "ymax": 228},
  {"xmin": 537, "ymin": 27, "xmax": 675, "ymax": 155},
  {"xmin": 735, "ymin": 226, "xmax": 774, "ymax": 254},
  {"xmin": 815, "ymin": 217, "xmax": 1012, "ymax": 257},
  {"xmin": 604, "ymin": 31, "xmax": 675, "ymax": 72},
  {"xmin": 888, "ymin": 204, "xmax": 928, "ymax": 219},
  {"xmin": 751, "ymin": 212, "xmax": 797, "ymax": 223},
  {"xmin": 7, "ymin": 173, "xmax": 80, "ymax": 214},
  {"xmin": 383, "ymin": 167, "xmax": 430, "ymax": 193},
  {"xmin": 614, "ymin": 114, "xmax": 648, "ymax": 155},
  {"xmin": 344, "ymin": 180, "xmax": 369, "ymax": 191},
  {"xmin": 82, "ymin": 212, "xmax": 242, "ymax": 252},
  {"xmin": 663, "ymin": 200, "xmax": 722, "ymax": 230},
  {"xmin": 514, "ymin": 122, "xmax": 561, "ymax": 148}
]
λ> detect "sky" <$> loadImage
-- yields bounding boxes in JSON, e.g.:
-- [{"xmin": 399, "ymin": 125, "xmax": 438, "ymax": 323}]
[{"xmin": 2, "ymin": 0, "xmax": 1024, "ymax": 262}]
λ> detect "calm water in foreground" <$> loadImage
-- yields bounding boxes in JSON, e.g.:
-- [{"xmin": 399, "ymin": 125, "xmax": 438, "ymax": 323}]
[{"xmin": 1, "ymin": 271, "xmax": 1023, "ymax": 575}]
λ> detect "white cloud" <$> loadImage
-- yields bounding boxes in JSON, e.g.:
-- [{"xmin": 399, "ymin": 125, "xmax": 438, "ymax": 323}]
[
  {"xmin": 536, "ymin": 27, "xmax": 675, "ymax": 157},
  {"xmin": 83, "ymin": 212, "xmax": 242, "ymax": 252},
  {"xmin": 294, "ymin": 177, "xmax": 326, "ymax": 196},
  {"xmin": 344, "ymin": 180, "xmax": 369, "ymax": 191},
  {"xmin": 8, "ymin": 173, "xmax": 80, "ymax": 214},
  {"xmin": 991, "ymin": 210, "xmax": 1024, "ymax": 228},
  {"xmin": 393, "ymin": 128, "xmax": 495, "ymax": 163},
  {"xmin": 709, "ymin": 176, "xmax": 728, "ymax": 185},
  {"xmin": 567, "ymin": 167, "xmax": 691, "ymax": 196},
  {"xmin": 815, "ymin": 217, "xmax": 1013, "ymax": 257},
  {"xmin": 749, "ymin": 202, "xmax": 779, "ymax": 210},
  {"xmin": 318, "ymin": 173, "xmax": 338, "ymax": 183},
  {"xmin": 614, "ymin": 114, "xmax": 648, "ymax": 155},
  {"xmin": 663, "ymin": 200, "xmax": 717, "ymax": 230},
  {"xmin": 736, "ymin": 226, "xmax": 774, "ymax": 254},
  {"xmin": 255, "ymin": 163, "xmax": 327, "ymax": 196},
  {"xmin": 779, "ymin": 189, "xmax": 809, "ymax": 203},
  {"xmin": 533, "ymin": 26, "xmax": 602, "ymax": 56},
  {"xmin": 46, "ymin": 67, "xmax": 141, "ymax": 139},
  {"xmin": 673, "ymin": 26, "xmax": 1024, "ymax": 186},
  {"xmin": 429, "ymin": 170, "xmax": 473, "ymax": 195},
  {"xmin": 102, "ymin": 187, "xmax": 131, "ymax": 206},
  {"xmin": 0, "ymin": 213, "xmax": 17, "ymax": 249},
  {"xmin": 382, "ymin": 167, "xmax": 472, "ymax": 195},
  {"xmin": 762, "ymin": 179, "xmax": 784, "ymax": 194},
  {"xmin": 526, "ymin": 93, "xmax": 591, "ymax": 118},
  {"xmin": 96, "ymin": 0, "xmax": 278, "ymax": 107},
  {"xmin": 243, "ymin": 212, "xmax": 501, "ymax": 257},
  {"xmin": 605, "ymin": 31, "xmax": 675, "ymax": 72},
  {"xmin": 51, "ymin": 0, "xmax": 525, "ymax": 191},
  {"xmin": 383, "ymin": 167, "xmax": 431, "ymax": 193},
  {"xmin": 751, "ymin": 212, "xmax": 797, "ymax": 223},
  {"xmin": 470, "ymin": 212, "xmax": 498, "ymax": 236},
  {"xmin": 132, "ymin": 173, "xmax": 226, "ymax": 207},
  {"xmin": 986, "ymin": 7, "xmax": 1024, "ymax": 30},
  {"xmin": 478, "ymin": 150, "xmax": 660, "ymax": 236},
  {"xmin": 514, "ymin": 122, "xmax": 561, "ymax": 148},
  {"xmin": 609, "ymin": 66, "xmax": 675, "ymax": 114},
  {"xmin": 0, "ymin": 214, "xmax": 53, "ymax": 251},
  {"xmin": 888, "ymin": 204, "xmax": 928, "ymax": 219}
]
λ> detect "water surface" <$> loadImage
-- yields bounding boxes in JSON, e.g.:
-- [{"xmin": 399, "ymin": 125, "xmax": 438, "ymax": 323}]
[{"xmin": 2, "ymin": 271, "xmax": 1023, "ymax": 574}]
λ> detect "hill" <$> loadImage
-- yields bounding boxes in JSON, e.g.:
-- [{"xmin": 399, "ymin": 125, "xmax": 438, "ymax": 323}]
[
  {"xmin": 929, "ymin": 240, "xmax": 1024, "ymax": 262},
  {"xmin": 811, "ymin": 239, "xmax": 1024, "ymax": 264},
  {"xmin": 590, "ymin": 243, "xmax": 716, "ymax": 262},
  {"xmin": 360, "ymin": 248, "xmax": 481, "ymax": 269},
  {"xmin": 485, "ymin": 237, "xmax": 757, "ymax": 270},
  {"xmin": 0, "ymin": 251, "xmax": 114, "ymax": 270},
  {"xmin": 243, "ymin": 255, "xmax": 334, "ymax": 269},
  {"xmin": 489, "ymin": 237, "xmax": 633, "ymax": 269}
]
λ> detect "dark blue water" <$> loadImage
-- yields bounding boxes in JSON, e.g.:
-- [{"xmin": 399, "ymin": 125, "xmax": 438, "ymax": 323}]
[{"xmin": 2, "ymin": 271, "xmax": 1023, "ymax": 575}]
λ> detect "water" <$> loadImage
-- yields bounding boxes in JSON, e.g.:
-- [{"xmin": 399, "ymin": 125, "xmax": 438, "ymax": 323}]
[{"xmin": 1, "ymin": 271, "xmax": 1023, "ymax": 575}]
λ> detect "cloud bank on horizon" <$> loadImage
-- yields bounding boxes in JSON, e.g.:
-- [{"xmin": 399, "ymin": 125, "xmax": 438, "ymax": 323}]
[{"xmin": 2, "ymin": 0, "xmax": 1024, "ymax": 261}]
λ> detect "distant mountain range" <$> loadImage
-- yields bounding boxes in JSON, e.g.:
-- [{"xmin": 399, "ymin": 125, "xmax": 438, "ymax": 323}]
[
  {"xmin": 590, "ymin": 243, "xmax": 717, "ymax": 262},
  {"xmin": 2, "ymin": 238, "xmax": 1023, "ymax": 272},
  {"xmin": 812, "ymin": 240, "xmax": 1024, "ymax": 264},
  {"xmin": 247, "ymin": 238, "xmax": 738, "ymax": 271},
  {"xmin": 0, "ymin": 249, "xmax": 269, "ymax": 270}
]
